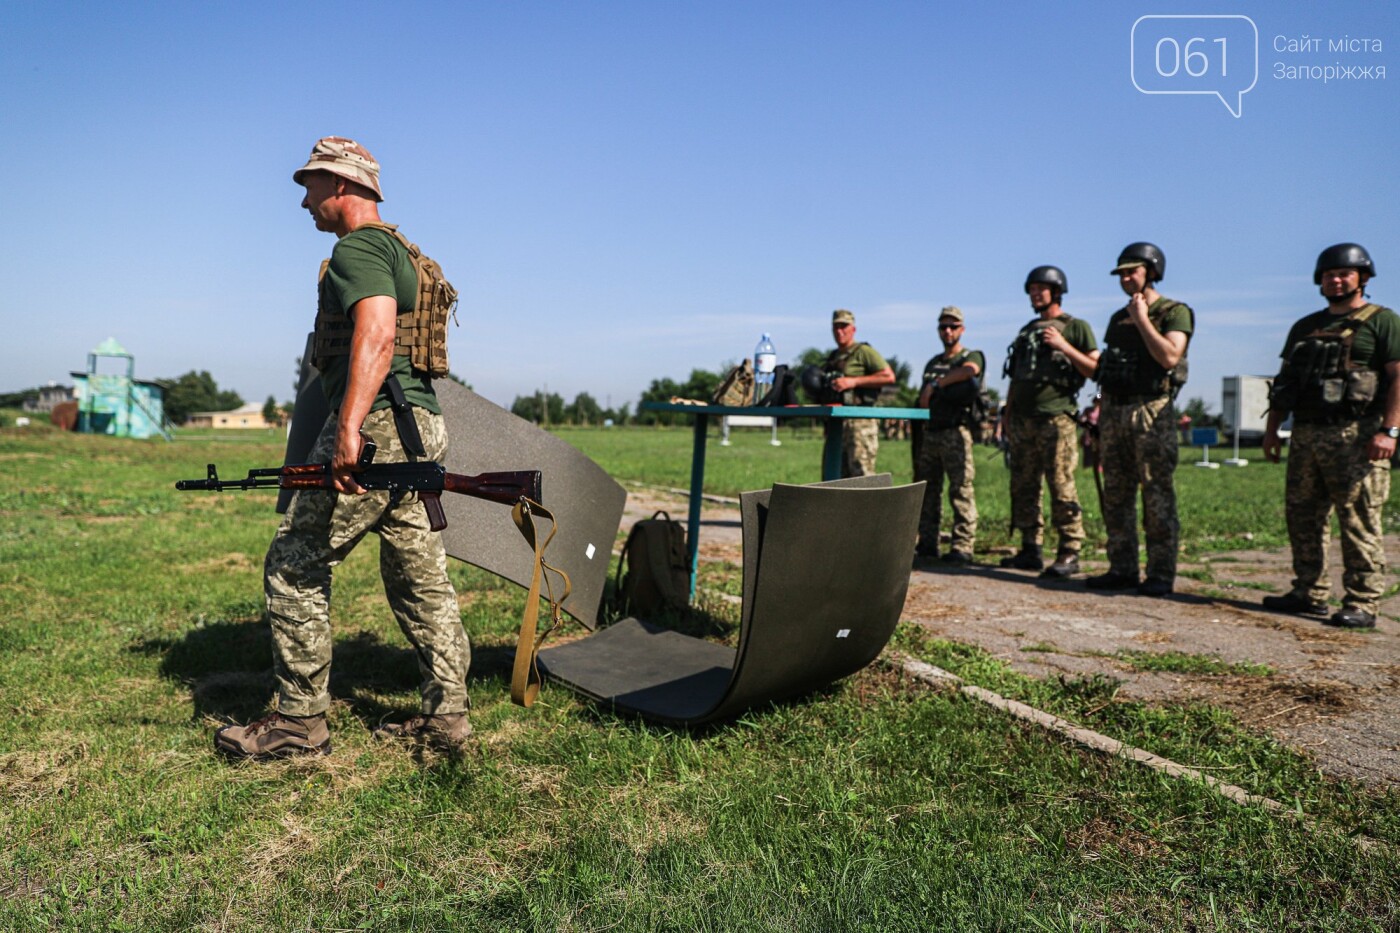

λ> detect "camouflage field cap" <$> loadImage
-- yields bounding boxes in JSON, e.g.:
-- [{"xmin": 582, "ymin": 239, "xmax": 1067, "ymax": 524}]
[
  {"xmin": 832, "ymin": 309, "xmax": 856, "ymax": 325},
  {"xmin": 939, "ymin": 305, "xmax": 964, "ymax": 324},
  {"xmin": 293, "ymin": 136, "xmax": 383, "ymax": 201}
]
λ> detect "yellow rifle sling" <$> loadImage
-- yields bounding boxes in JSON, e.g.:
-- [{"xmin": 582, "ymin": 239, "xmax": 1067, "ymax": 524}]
[{"xmin": 509, "ymin": 498, "xmax": 572, "ymax": 707}]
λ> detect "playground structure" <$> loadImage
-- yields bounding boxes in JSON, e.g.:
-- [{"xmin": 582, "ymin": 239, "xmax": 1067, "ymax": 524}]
[{"xmin": 70, "ymin": 338, "xmax": 170, "ymax": 440}]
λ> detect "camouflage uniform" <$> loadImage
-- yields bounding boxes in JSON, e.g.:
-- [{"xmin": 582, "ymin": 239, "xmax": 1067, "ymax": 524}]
[
  {"xmin": 1096, "ymin": 298, "xmax": 1193, "ymax": 583},
  {"xmin": 824, "ymin": 340, "xmax": 890, "ymax": 477},
  {"xmin": 1004, "ymin": 314, "xmax": 1095, "ymax": 554},
  {"xmin": 1285, "ymin": 419, "xmax": 1390, "ymax": 613},
  {"xmin": 916, "ymin": 346, "xmax": 984, "ymax": 553},
  {"xmin": 842, "ymin": 419, "xmax": 879, "ymax": 477},
  {"xmin": 1274, "ymin": 303, "xmax": 1400, "ymax": 615},
  {"xmin": 1006, "ymin": 412, "xmax": 1084, "ymax": 551},
  {"xmin": 1097, "ymin": 396, "xmax": 1179, "ymax": 581},
  {"xmin": 916, "ymin": 424, "xmax": 977, "ymax": 553},
  {"xmin": 265, "ymin": 406, "xmax": 468, "ymax": 717}
]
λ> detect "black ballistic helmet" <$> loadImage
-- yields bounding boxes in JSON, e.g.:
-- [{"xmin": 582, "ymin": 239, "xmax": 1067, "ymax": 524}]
[
  {"xmin": 1024, "ymin": 265, "xmax": 1068, "ymax": 296},
  {"xmin": 1313, "ymin": 243, "xmax": 1376, "ymax": 284},
  {"xmin": 1113, "ymin": 242, "xmax": 1165, "ymax": 282}
]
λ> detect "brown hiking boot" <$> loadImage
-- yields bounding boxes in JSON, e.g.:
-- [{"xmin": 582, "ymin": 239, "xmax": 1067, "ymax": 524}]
[
  {"xmin": 373, "ymin": 712, "xmax": 473, "ymax": 750},
  {"xmin": 215, "ymin": 712, "xmax": 331, "ymax": 761}
]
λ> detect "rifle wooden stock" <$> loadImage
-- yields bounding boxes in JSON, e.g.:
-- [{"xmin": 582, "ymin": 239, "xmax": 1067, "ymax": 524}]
[
  {"xmin": 176, "ymin": 461, "xmax": 543, "ymax": 532},
  {"xmin": 444, "ymin": 470, "xmax": 543, "ymax": 508}
]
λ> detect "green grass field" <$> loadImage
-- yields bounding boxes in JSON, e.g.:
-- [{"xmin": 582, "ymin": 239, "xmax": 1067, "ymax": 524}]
[{"xmin": 1, "ymin": 419, "xmax": 1398, "ymax": 930}]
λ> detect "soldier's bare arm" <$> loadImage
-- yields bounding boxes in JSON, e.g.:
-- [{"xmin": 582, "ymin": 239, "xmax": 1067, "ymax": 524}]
[
  {"xmin": 1262, "ymin": 409, "xmax": 1285, "ymax": 463},
  {"xmin": 833, "ymin": 366, "xmax": 896, "ymax": 393},
  {"xmin": 1043, "ymin": 326, "xmax": 1101, "ymax": 379},
  {"xmin": 333, "ymin": 294, "xmax": 398, "ymax": 492},
  {"xmin": 1126, "ymin": 297, "xmax": 1188, "ymax": 370},
  {"xmin": 1365, "ymin": 359, "xmax": 1400, "ymax": 461}
]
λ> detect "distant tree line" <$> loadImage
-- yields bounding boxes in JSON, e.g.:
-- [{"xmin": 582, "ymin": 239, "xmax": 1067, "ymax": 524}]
[
  {"xmin": 509, "ymin": 391, "xmax": 630, "ymax": 427},
  {"xmin": 158, "ymin": 371, "xmax": 245, "ymax": 425}
]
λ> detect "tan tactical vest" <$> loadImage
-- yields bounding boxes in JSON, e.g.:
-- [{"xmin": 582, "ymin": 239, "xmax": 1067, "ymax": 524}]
[{"xmin": 312, "ymin": 223, "xmax": 458, "ymax": 376}]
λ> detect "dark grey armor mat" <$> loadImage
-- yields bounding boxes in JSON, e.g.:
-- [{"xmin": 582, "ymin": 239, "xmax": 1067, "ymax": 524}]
[
  {"xmin": 539, "ymin": 475, "xmax": 923, "ymax": 725},
  {"xmin": 279, "ymin": 344, "xmax": 626, "ymax": 629}
]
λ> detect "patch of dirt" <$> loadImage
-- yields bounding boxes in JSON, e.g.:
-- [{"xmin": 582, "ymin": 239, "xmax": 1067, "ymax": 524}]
[{"xmin": 627, "ymin": 486, "xmax": 1400, "ymax": 787}]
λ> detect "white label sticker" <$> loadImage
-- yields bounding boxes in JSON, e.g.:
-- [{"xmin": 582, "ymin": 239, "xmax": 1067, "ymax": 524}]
[
  {"xmin": 585, "ymin": 543, "xmax": 596, "ymax": 559},
  {"xmin": 836, "ymin": 629, "xmax": 850, "ymax": 639}
]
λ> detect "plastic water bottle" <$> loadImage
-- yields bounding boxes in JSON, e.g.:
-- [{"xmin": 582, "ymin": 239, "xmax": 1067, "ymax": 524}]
[{"xmin": 754, "ymin": 333, "xmax": 777, "ymax": 397}]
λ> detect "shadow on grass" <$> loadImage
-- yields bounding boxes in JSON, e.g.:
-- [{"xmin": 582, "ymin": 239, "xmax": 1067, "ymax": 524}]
[{"xmin": 132, "ymin": 618, "xmax": 524, "ymax": 725}]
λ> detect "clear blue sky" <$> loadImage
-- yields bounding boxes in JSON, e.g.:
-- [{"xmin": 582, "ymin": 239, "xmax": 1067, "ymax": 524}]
[{"xmin": 3, "ymin": 1, "xmax": 1397, "ymax": 417}]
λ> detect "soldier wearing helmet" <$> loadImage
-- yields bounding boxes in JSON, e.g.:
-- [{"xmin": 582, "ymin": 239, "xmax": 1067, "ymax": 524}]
[
  {"xmin": 914, "ymin": 306, "xmax": 984, "ymax": 565},
  {"xmin": 215, "ymin": 137, "xmax": 473, "ymax": 760},
  {"xmin": 1261, "ymin": 243, "xmax": 1400, "ymax": 629},
  {"xmin": 1000, "ymin": 265, "xmax": 1099, "ymax": 576},
  {"xmin": 1086, "ymin": 242, "xmax": 1194, "ymax": 598}
]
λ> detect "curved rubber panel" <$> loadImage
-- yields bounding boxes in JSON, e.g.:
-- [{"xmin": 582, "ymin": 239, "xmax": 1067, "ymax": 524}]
[
  {"xmin": 433, "ymin": 378, "xmax": 625, "ymax": 629},
  {"xmin": 538, "ymin": 476, "xmax": 923, "ymax": 725},
  {"xmin": 278, "ymin": 348, "xmax": 625, "ymax": 629}
]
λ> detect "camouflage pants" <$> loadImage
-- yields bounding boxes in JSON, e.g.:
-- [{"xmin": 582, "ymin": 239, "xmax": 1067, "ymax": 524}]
[
  {"xmin": 842, "ymin": 418, "xmax": 879, "ymax": 477},
  {"xmin": 1006, "ymin": 412, "xmax": 1084, "ymax": 553},
  {"xmin": 264, "ymin": 407, "xmax": 468, "ymax": 717},
  {"xmin": 1285, "ymin": 419, "xmax": 1391, "ymax": 614},
  {"xmin": 1099, "ymin": 396, "xmax": 1179, "ymax": 582},
  {"xmin": 916, "ymin": 425, "xmax": 977, "ymax": 552}
]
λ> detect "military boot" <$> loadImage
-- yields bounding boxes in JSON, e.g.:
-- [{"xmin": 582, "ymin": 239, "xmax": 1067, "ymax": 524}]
[
  {"xmin": 1325, "ymin": 607, "xmax": 1376, "ymax": 629},
  {"xmin": 374, "ymin": 712, "xmax": 473, "ymax": 751},
  {"xmin": 1040, "ymin": 551, "xmax": 1080, "ymax": 579},
  {"xmin": 1260, "ymin": 592, "xmax": 1328, "ymax": 618},
  {"xmin": 215, "ymin": 712, "xmax": 331, "ymax": 761},
  {"xmin": 999, "ymin": 544, "xmax": 1044, "ymax": 571}
]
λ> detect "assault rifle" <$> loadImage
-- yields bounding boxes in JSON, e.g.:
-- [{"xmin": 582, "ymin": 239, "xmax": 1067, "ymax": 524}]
[{"xmin": 175, "ymin": 437, "xmax": 542, "ymax": 532}]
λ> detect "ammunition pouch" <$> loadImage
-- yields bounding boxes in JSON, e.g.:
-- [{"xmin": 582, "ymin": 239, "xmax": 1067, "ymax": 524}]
[
  {"xmin": 1097, "ymin": 347, "xmax": 1186, "ymax": 399},
  {"xmin": 312, "ymin": 223, "xmax": 458, "ymax": 376},
  {"xmin": 1280, "ymin": 312, "xmax": 1383, "ymax": 421},
  {"xmin": 926, "ymin": 379, "xmax": 977, "ymax": 430},
  {"xmin": 1003, "ymin": 319, "xmax": 1082, "ymax": 391}
]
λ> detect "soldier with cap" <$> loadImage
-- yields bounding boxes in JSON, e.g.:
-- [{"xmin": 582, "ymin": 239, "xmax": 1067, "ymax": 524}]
[
  {"xmin": 1087, "ymin": 242, "xmax": 1194, "ymax": 597},
  {"xmin": 914, "ymin": 306, "xmax": 984, "ymax": 564},
  {"xmin": 824, "ymin": 309, "xmax": 896, "ymax": 477},
  {"xmin": 1001, "ymin": 266, "xmax": 1099, "ymax": 576},
  {"xmin": 1261, "ymin": 243, "xmax": 1400, "ymax": 629},
  {"xmin": 215, "ymin": 137, "xmax": 472, "ymax": 760}
]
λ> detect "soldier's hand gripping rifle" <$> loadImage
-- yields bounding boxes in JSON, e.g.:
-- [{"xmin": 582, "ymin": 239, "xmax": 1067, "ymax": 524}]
[{"xmin": 174, "ymin": 437, "xmax": 542, "ymax": 532}]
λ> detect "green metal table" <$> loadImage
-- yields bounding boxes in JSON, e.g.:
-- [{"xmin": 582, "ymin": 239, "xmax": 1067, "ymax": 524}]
[{"xmin": 639, "ymin": 401, "xmax": 929, "ymax": 596}]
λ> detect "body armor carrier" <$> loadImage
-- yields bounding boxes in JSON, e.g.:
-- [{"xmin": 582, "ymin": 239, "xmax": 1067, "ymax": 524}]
[
  {"xmin": 925, "ymin": 350, "xmax": 981, "ymax": 430},
  {"xmin": 1003, "ymin": 315, "xmax": 1082, "ymax": 391},
  {"xmin": 1270, "ymin": 304, "xmax": 1385, "ymax": 422},
  {"xmin": 312, "ymin": 223, "xmax": 459, "ymax": 376},
  {"xmin": 824, "ymin": 342, "xmax": 880, "ymax": 405},
  {"xmin": 1096, "ymin": 301, "xmax": 1192, "ymax": 399}
]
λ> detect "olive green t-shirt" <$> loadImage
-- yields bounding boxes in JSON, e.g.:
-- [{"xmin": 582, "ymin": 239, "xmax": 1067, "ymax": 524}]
[
  {"xmin": 1008, "ymin": 314, "xmax": 1097, "ymax": 417},
  {"xmin": 827, "ymin": 341, "xmax": 889, "ymax": 378},
  {"xmin": 1103, "ymin": 297, "xmax": 1194, "ymax": 355},
  {"xmin": 318, "ymin": 226, "xmax": 441, "ymax": 414}
]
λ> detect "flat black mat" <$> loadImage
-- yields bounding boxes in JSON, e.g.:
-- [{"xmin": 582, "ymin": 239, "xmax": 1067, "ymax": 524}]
[{"xmin": 539, "ymin": 475, "xmax": 924, "ymax": 725}]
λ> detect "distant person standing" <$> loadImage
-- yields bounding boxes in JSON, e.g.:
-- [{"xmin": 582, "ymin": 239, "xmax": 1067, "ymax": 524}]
[
  {"xmin": 1088, "ymin": 243, "xmax": 1193, "ymax": 597},
  {"xmin": 914, "ymin": 306, "xmax": 984, "ymax": 564},
  {"xmin": 1001, "ymin": 266, "xmax": 1099, "ymax": 577},
  {"xmin": 1262, "ymin": 243, "xmax": 1400, "ymax": 629},
  {"xmin": 824, "ymin": 309, "xmax": 896, "ymax": 477}
]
